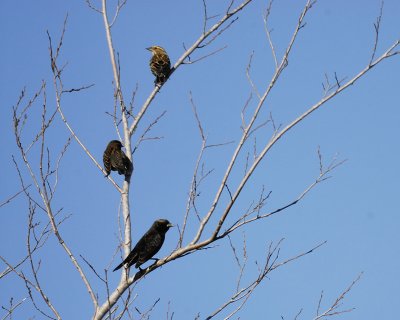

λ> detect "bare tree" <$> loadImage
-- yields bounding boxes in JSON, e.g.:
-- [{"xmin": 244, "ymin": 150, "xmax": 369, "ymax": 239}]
[{"xmin": 1, "ymin": 0, "xmax": 399, "ymax": 319}]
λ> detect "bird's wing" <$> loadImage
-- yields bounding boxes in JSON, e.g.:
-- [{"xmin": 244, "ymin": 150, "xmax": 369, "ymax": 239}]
[
  {"xmin": 121, "ymin": 247, "xmax": 139, "ymax": 269},
  {"xmin": 110, "ymin": 150, "xmax": 123, "ymax": 168},
  {"xmin": 153, "ymin": 55, "xmax": 171, "ymax": 72},
  {"xmin": 103, "ymin": 148, "xmax": 112, "ymax": 174},
  {"xmin": 113, "ymin": 260, "xmax": 125, "ymax": 272},
  {"xmin": 137, "ymin": 232, "xmax": 165, "ymax": 265}
]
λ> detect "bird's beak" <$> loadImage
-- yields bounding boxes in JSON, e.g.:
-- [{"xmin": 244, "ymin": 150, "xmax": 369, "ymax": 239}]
[
  {"xmin": 146, "ymin": 47, "xmax": 152, "ymax": 51},
  {"xmin": 167, "ymin": 223, "xmax": 174, "ymax": 228}
]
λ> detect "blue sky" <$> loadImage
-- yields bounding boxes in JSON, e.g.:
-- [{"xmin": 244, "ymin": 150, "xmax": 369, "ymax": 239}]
[{"xmin": 1, "ymin": 0, "xmax": 399, "ymax": 319}]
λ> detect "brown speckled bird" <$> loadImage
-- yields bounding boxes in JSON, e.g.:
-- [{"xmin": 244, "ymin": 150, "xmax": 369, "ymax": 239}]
[
  {"xmin": 113, "ymin": 219, "xmax": 173, "ymax": 271},
  {"xmin": 103, "ymin": 140, "xmax": 132, "ymax": 178},
  {"xmin": 146, "ymin": 46, "xmax": 171, "ymax": 86}
]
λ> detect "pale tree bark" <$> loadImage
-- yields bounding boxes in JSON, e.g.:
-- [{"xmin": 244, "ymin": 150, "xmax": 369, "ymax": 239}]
[{"xmin": 1, "ymin": 0, "xmax": 398, "ymax": 319}]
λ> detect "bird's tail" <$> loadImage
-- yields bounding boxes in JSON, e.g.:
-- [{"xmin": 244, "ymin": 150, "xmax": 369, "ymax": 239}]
[{"xmin": 112, "ymin": 262, "xmax": 124, "ymax": 272}]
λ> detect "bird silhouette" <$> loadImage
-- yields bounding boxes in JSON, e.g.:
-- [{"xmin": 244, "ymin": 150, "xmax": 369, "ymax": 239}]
[
  {"xmin": 113, "ymin": 219, "xmax": 173, "ymax": 271},
  {"xmin": 146, "ymin": 46, "xmax": 171, "ymax": 86},
  {"xmin": 103, "ymin": 140, "xmax": 133, "ymax": 178}
]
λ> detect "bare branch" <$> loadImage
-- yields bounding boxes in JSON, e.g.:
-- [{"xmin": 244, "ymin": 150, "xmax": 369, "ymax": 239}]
[
  {"xmin": 226, "ymin": 0, "xmax": 235, "ymax": 13},
  {"xmin": 194, "ymin": 0, "xmax": 316, "ymax": 245},
  {"xmin": 179, "ymin": 94, "xmax": 207, "ymax": 246},
  {"xmin": 190, "ymin": 92, "xmax": 205, "ymax": 141},
  {"xmin": 128, "ymin": 0, "xmax": 254, "ymax": 137},
  {"xmin": 202, "ymin": 0, "xmax": 208, "ymax": 34},
  {"xmin": 1, "ymin": 176, "xmax": 53, "ymax": 281},
  {"xmin": 166, "ymin": 301, "xmax": 175, "ymax": 320},
  {"xmin": 263, "ymin": 0, "xmax": 278, "ymax": 69},
  {"xmin": 227, "ymin": 233, "xmax": 248, "ymax": 292},
  {"xmin": 205, "ymin": 140, "xmax": 235, "ymax": 149},
  {"xmin": 210, "ymin": 29, "xmax": 399, "ymax": 242},
  {"xmin": 50, "ymin": 136, "xmax": 72, "ymax": 201},
  {"xmin": 100, "ymin": 0, "xmax": 132, "ymax": 276},
  {"xmin": 104, "ymin": 270, "xmax": 114, "ymax": 320},
  {"xmin": 135, "ymin": 298, "xmax": 160, "ymax": 320},
  {"xmin": 95, "ymin": 22, "xmax": 398, "ymax": 297},
  {"xmin": 1, "ymin": 297, "xmax": 27, "ymax": 320},
  {"xmin": 240, "ymin": 92, "xmax": 253, "ymax": 131},
  {"xmin": 9, "ymin": 1, "xmax": 397, "ymax": 318},
  {"xmin": 26, "ymin": 208, "xmax": 61, "ymax": 319},
  {"xmin": 183, "ymin": 46, "xmax": 227, "ymax": 65},
  {"xmin": 199, "ymin": 18, "xmax": 238, "ymax": 49},
  {"xmin": 61, "ymin": 83, "xmax": 95, "ymax": 93},
  {"xmin": 316, "ymin": 290, "xmax": 324, "ymax": 317},
  {"xmin": 117, "ymin": 289, "xmax": 136, "ymax": 320},
  {"xmin": 0, "ymin": 184, "xmax": 31, "ymax": 208},
  {"xmin": 80, "ymin": 255, "xmax": 106, "ymax": 284},
  {"xmin": 206, "ymin": 240, "xmax": 325, "ymax": 319},
  {"xmin": 131, "ymin": 110, "xmax": 167, "ymax": 155},
  {"xmin": 85, "ymin": 0, "xmax": 102, "ymax": 14},
  {"xmin": 314, "ymin": 273, "xmax": 363, "ymax": 320},
  {"xmin": 0, "ymin": 256, "xmax": 60, "ymax": 319},
  {"xmin": 46, "ymin": 22, "xmax": 122, "ymax": 193},
  {"xmin": 222, "ymin": 150, "xmax": 346, "ymax": 237},
  {"xmin": 321, "ymin": 72, "xmax": 347, "ymax": 97},
  {"xmin": 370, "ymin": 1, "xmax": 384, "ymax": 65},
  {"xmin": 12, "ymin": 60, "xmax": 99, "ymax": 311},
  {"xmin": 246, "ymin": 51, "xmax": 261, "ymax": 99},
  {"xmin": 110, "ymin": 0, "xmax": 128, "ymax": 28}
]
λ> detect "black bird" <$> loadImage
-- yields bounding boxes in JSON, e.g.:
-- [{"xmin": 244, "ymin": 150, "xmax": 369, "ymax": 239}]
[
  {"xmin": 146, "ymin": 46, "xmax": 171, "ymax": 86},
  {"xmin": 113, "ymin": 219, "xmax": 173, "ymax": 271},
  {"xmin": 103, "ymin": 140, "xmax": 133, "ymax": 177}
]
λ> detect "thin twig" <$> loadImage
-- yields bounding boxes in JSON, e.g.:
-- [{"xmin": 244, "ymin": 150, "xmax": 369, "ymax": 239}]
[
  {"xmin": 206, "ymin": 240, "xmax": 325, "ymax": 319},
  {"xmin": 0, "ymin": 297, "xmax": 27, "ymax": 320},
  {"xmin": 182, "ymin": 46, "xmax": 227, "ymax": 64},
  {"xmin": 0, "ymin": 185, "xmax": 31, "ymax": 208},
  {"xmin": 370, "ymin": 1, "xmax": 384, "ymax": 64},
  {"xmin": 80, "ymin": 255, "xmax": 106, "ymax": 283},
  {"xmin": 128, "ymin": 0, "xmax": 254, "ymax": 137},
  {"xmin": 313, "ymin": 273, "xmax": 363, "ymax": 320},
  {"xmin": 0, "ymin": 256, "xmax": 60, "ymax": 319},
  {"xmin": 263, "ymin": 0, "xmax": 278, "ymax": 69},
  {"xmin": 210, "ymin": 18, "xmax": 399, "ymax": 242},
  {"xmin": 131, "ymin": 111, "xmax": 167, "ymax": 155},
  {"xmin": 193, "ymin": 0, "xmax": 316, "ymax": 245},
  {"xmin": 110, "ymin": 0, "xmax": 128, "ymax": 28}
]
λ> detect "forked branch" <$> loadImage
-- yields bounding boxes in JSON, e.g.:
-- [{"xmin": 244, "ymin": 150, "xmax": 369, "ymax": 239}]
[{"xmin": 128, "ymin": 0, "xmax": 255, "ymax": 136}]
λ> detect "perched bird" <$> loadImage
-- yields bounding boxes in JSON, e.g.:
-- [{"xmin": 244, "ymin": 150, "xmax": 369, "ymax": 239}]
[
  {"xmin": 103, "ymin": 140, "xmax": 133, "ymax": 178},
  {"xmin": 113, "ymin": 219, "xmax": 173, "ymax": 271},
  {"xmin": 146, "ymin": 46, "xmax": 171, "ymax": 86}
]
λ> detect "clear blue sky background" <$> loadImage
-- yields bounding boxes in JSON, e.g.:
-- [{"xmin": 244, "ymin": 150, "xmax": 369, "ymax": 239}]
[{"xmin": 1, "ymin": 0, "xmax": 399, "ymax": 319}]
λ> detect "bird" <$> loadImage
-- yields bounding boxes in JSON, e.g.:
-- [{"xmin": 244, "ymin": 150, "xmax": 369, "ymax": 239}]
[
  {"xmin": 113, "ymin": 219, "xmax": 173, "ymax": 271},
  {"xmin": 103, "ymin": 140, "xmax": 133, "ymax": 178},
  {"xmin": 146, "ymin": 46, "xmax": 171, "ymax": 86}
]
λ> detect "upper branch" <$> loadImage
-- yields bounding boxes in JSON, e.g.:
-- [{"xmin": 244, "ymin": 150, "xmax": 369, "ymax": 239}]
[
  {"xmin": 193, "ymin": 0, "xmax": 315, "ymax": 245},
  {"xmin": 12, "ymin": 72, "xmax": 99, "ymax": 312},
  {"xmin": 101, "ymin": 0, "xmax": 130, "ymax": 151},
  {"xmin": 211, "ymin": 37, "xmax": 399, "ymax": 240},
  {"xmin": 100, "ymin": 0, "xmax": 132, "ymax": 272},
  {"xmin": 47, "ymin": 27, "xmax": 123, "ymax": 193},
  {"xmin": 128, "ymin": 0, "xmax": 254, "ymax": 137}
]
